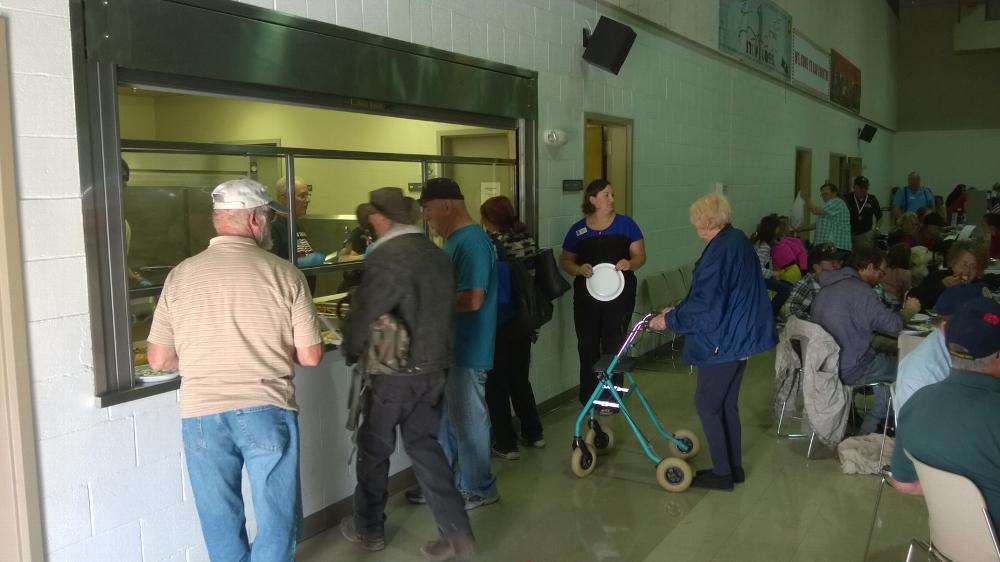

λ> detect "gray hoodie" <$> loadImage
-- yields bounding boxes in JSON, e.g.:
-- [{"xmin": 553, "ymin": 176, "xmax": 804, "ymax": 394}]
[{"xmin": 811, "ymin": 268, "xmax": 904, "ymax": 384}]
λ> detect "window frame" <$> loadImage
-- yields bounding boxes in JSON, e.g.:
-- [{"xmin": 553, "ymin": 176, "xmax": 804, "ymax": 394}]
[{"xmin": 71, "ymin": 0, "xmax": 537, "ymax": 407}]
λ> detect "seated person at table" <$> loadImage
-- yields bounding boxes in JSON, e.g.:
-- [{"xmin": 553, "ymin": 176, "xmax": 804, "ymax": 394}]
[
  {"xmin": 889, "ymin": 298, "xmax": 1000, "ymax": 531},
  {"xmin": 752, "ymin": 214, "xmax": 794, "ymax": 316},
  {"xmin": 880, "ymin": 244, "xmax": 912, "ymax": 307},
  {"xmin": 909, "ymin": 240, "xmax": 988, "ymax": 311},
  {"xmin": 787, "ymin": 244, "xmax": 844, "ymax": 321},
  {"xmin": 888, "ymin": 212, "xmax": 920, "ymax": 248},
  {"xmin": 812, "ymin": 247, "xmax": 921, "ymax": 434},
  {"xmin": 894, "ymin": 285, "xmax": 996, "ymax": 414},
  {"xmin": 916, "ymin": 212, "xmax": 945, "ymax": 251},
  {"xmin": 983, "ymin": 213, "xmax": 1000, "ymax": 260},
  {"xmin": 772, "ymin": 216, "xmax": 807, "ymax": 282}
]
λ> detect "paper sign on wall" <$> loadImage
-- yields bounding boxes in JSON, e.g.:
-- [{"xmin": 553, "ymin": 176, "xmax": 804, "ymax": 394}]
[
  {"xmin": 481, "ymin": 181, "xmax": 501, "ymax": 202},
  {"xmin": 791, "ymin": 30, "xmax": 830, "ymax": 99}
]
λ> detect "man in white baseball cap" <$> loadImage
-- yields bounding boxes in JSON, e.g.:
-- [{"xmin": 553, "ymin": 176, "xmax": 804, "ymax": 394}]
[{"xmin": 147, "ymin": 177, "xmax": 321, "ymax": 561}]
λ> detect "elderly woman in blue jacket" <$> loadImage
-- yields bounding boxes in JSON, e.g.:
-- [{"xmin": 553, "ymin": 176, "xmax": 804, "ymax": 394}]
[{"xmin": 650, "ymin": 193, "xmax": 777, "ymax": 490}]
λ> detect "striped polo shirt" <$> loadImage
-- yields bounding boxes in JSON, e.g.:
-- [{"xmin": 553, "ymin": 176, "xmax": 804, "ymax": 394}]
[{"xmin": 147, "ymin": 236, "xmax": 321, "ymax": 418}]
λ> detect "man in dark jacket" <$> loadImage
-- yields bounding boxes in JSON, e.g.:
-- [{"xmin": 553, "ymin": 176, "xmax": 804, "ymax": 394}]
[
  {"xmin": 340, "ymin": 187, "xmax": 474, "ymax": 561},
  {"xmin": 812, "ymin": 247, "xmax": 921, "ymax": 434}
]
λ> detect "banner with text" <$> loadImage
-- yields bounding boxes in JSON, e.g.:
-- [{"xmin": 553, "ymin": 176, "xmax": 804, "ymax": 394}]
[
  {"xmin": 830, "ymin": 49, "xmax": 861, "ymax": 113},
  {"xmin": 719, "ymin": 0, "xmax": 792, "ymax": 79},
  {"xmin": 791, "ymin": 30, "xmax": 830, "ymax": 99}
]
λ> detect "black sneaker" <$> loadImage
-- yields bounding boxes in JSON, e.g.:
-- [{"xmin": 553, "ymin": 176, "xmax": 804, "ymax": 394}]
[
  {"xmin": 405, "ymin": 486, "xmax": 427, "ymax": 505},
  {"xmin": 491, "ymin": 446, "xmax": 521, "ymax": 460},
  {"xmin": 691, "ymin": 471, "xmax": 734, "ymax": 491},
  {"xmin": 339, "ymin": 516, "xmax": 385, "ymax": 551}
]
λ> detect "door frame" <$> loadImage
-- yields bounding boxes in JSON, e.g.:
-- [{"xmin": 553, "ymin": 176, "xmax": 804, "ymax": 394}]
[
  {"xmin": 584, "ymin": 113, "xmax": 634, "ymax": 216},
  {"xmin": 0, "ymin": 19, "xmax": 44, "ymax": 562}
]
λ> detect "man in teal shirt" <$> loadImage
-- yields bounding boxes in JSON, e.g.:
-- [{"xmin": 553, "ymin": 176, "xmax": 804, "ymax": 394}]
[
  {"xmin": 889, "ymin": 298, "xmax": 1000, "ymax": 529},
  {"xmin": 414, "ymin": 177, "xmax": 499, "ymax": 511}
]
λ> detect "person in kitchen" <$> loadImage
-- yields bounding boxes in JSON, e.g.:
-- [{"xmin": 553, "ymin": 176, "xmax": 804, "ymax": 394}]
[
  {"xmin": 272, "ymin": 176, "xmax": 326, "ymax": 267},
  {"xmin": 146, "ymin": 178, "xmax": 323, "ymax": 561},
  {"xmin": 560, "ymin": 179, "xmax": 646, "ymax": 414}
]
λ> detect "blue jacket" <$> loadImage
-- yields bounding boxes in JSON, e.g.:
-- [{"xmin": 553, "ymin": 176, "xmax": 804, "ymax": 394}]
[{"xmin": 666, "ymin": 225, "xmax": 777, "ymax": 365}]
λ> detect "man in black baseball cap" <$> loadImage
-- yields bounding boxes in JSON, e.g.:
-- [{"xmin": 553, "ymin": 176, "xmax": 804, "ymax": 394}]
[
  {"xmin": 846, "ymin": 175, "xmax": 882, "ymax": 250},
  {"xmin": 889, "ymin": 297, "xmax": 1000, "ymax": 528},
  {"xmin": 787, "ymin": 243, "xmax": 846, "ymax": 321}
]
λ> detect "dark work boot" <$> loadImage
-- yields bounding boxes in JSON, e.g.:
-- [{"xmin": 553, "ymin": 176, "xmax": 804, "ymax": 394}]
[
  {"xmin": 697, "ymin": 466, "xmax": 745, "ymax": 484},
  {"xmin": 691, "ymin": 471, "xmax": 734, "ymax": 491}
]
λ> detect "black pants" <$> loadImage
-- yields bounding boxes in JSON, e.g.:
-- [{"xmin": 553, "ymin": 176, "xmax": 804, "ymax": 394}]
[
  {"xmin": 354, "ymin": 372, "xmax": 471, "ymax": 539},
  {"xmin": 574, "ymin": 289, "xmax": 635, "ymax": 405},
  {"xmin": 694, "ymin": 361, "xmax": 747, "ymax": 476},
  {"xmin": 485, "ymin": 328, "xmax": 543, "ymax": 450}
]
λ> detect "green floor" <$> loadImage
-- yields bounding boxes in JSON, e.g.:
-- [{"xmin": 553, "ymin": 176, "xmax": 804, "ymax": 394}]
[{"xmin": 297, "ymin": 353, "xmax": 928, "ymax": 561}]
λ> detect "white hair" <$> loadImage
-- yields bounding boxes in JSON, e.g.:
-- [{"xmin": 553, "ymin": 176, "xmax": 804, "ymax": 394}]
[{"xmin": 212, "ymin": 206, "xmax": 268, "ymax": 229}]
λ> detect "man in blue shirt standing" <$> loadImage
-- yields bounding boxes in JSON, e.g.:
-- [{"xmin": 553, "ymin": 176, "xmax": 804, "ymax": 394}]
[
  {"xmin": 892, "ymin": 171, "xmax": 935, "ymax": 221},
  {"xmin": 412, "ymin": 177, "xmax": 500, "ymax": 511}
]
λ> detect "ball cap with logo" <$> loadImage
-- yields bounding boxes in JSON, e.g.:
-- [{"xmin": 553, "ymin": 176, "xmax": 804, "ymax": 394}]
[
  {"xmin": 211, "ymin": 178, "xmax": 288, "ymax": 213},
  {"xmin": 945, "ymin": 297, "xmax": 1000, "ymax": 360}
]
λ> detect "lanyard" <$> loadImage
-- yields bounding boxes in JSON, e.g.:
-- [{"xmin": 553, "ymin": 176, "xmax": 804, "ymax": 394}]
[{"xmin": 854, "ymin": 194, "xmax": 869, "ymax": 220}]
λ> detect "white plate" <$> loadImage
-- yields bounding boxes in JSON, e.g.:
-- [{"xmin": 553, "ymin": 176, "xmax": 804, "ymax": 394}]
[
  {"xmin": 586, "ymin": 263, "xmax": 625, "ymax": 302},
  {"xmin": 134, "ymin": 364, "xmax": 179, "ymax": 384},
  {"xmin": 910, "ymin": 313, "xmax": 930, "ymax": 323}
]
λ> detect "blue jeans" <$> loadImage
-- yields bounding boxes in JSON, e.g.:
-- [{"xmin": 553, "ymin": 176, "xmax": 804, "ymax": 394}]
[
  {"xmin": 439, "ymin": 367, "xmax": 497, "ymax": 498},
  {"xmin": 765, "ymin": 277, "xmax": 794, "ymax": 316},
  {"xmin": 182, "ymin": 406, "xmax": 301, "ymax": 562},
  {"xmin": 855, "ymin": 353, "xmax": 897, "ymax": 434}
]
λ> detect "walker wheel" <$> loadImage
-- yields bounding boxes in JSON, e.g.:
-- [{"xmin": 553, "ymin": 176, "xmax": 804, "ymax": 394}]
[
  {"xmin": 584, "ymin": 427, "xmax": 614, "ymax": 456},
  {"xmin": 570, "ymin": 443, "xmax": 598, "ymax": 478},
  {"xmin": 656, "ymin": 457, "xmax": 693, "ymax": 492},
  {"xmin": 669, "ymin": 429, "xmax": 700, "ymax": 460}
]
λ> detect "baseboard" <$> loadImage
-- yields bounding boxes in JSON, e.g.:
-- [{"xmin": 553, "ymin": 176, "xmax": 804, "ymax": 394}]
[
  {"xmin": 536, "ymin": 386, "xmax": 578, "ymax": 415},
  {"xmin": 300, "ymin": 467, "xmax": 417, "ymax": 541},
  {"xmin": 301, "ymin": 388, "xmax": 580, "ymax": 541}
]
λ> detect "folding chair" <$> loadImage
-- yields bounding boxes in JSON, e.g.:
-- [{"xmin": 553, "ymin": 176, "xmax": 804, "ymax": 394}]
[
  {"xmin": 905, "ymin": 451, "xmax": 1000, "ymax": 562},
  {"xmin": 776, "ymin": 336, "xmax": 818, "ymax": 458}
]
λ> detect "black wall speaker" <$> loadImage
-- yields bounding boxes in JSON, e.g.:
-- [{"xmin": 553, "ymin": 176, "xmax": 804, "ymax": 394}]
[
  {"xmin": 582, "ymin": 17, "xmax": 637, "ymax": 75},
  {"xmin": 858, "ymin": 124, "xmax": 877, "ymax": 143}
]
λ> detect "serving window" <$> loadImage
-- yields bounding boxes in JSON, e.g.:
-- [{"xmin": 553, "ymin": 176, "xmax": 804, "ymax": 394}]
[{"xmin": 101, "ymin": 83, "xmax": 523, "ymax": 406}]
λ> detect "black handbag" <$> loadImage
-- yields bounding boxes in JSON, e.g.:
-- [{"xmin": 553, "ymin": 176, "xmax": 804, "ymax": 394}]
[{"xmin": 533, "ymin": 248, "xmax": 571, "ymax": 301}]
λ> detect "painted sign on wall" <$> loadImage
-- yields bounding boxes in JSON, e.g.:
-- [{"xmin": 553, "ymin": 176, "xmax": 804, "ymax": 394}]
[
  {"xmin": 719, "ymin": 0, "xmax": 792, "ymax": 79},
  {"xmin": 791, "ymin": 30, "xmax": 830, "ymax": 99},
  {"xmin": 830, "ymin": 49, "xmax": 861, "ymax": 113}
]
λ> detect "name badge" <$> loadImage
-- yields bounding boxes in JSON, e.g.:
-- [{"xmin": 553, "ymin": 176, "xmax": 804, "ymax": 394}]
[{"xmin": 575, "ymin": 227, "xmax": 588, "ymax": 236}]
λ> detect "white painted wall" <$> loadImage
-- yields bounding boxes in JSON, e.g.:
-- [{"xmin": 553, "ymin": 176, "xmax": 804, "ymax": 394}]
[
  {"xmin": 4, "ymin": 0, "xmax": 897, "ymax": 559},
  {"xmin": 894, "ymin": 129, "xmax": 1000, "ymax": 194}
]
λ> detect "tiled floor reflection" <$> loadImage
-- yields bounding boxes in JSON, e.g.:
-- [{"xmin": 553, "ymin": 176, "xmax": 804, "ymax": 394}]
[{"xmin": 296, "ymin": 352, "xmax": 927, "ymax": 561}]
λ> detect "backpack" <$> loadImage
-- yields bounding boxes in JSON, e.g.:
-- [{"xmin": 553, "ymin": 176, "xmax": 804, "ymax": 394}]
[{"xmin": 493, "ymin": 239, "xmax": 554, "ymax": 337}]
